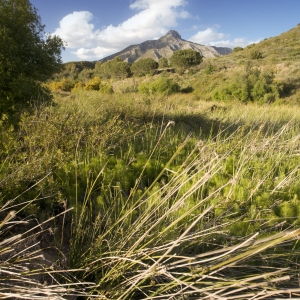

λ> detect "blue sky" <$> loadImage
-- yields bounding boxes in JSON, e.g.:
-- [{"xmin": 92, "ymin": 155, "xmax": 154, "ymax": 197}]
[{"xmin": 30, "ymin": 0, "xmax": 300, "ymax": 62}]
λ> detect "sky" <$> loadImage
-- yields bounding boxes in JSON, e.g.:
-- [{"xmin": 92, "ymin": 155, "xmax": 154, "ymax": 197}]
[{"xmin": 30, "ymin": 0, "xmax": 300, "ymax": 63}]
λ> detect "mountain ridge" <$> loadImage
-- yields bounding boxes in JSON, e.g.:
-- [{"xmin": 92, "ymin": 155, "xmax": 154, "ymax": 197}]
[{"xmin": 99, "ymin": 30, "xmax": 232, "ymax": 63}]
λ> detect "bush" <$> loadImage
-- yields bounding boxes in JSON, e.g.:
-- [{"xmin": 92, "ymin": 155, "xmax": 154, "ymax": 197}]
[
  {"xmin": 138, "ymin": 77, "xmax": 180, "ymax": 96},
  {"xmin": 159, "ymin": 57, "xmax": 169, "ymax": 68},
  {"xmin": 233, "ymin": 46, "xmax": 244, "ymax": 52},
  {"xmin": 131, "ymin": 58, "xmax": 159, "ymax": 76},
  {"xmin": 84, "ymin": 77, "xmax": 114, "ymax": 94},
  {"xmin": 71, "ymin": 81, "xmax": 85, "ymax": 93},
  {"xmin": 47, "ymin": 78, "xmax": 74, "ymax": 92},
  {"xmin": 99, "ymin": 82, "xmax": 114, "ymax": 94},
  {"xmin": 97, "ymin": 57, "xmax": 131, "ymax": 79},
  {"xmin": 169, "ymin": 49, "xmax": 203, "ymax": 70},
  {"xmin": 212, "ymin": 66, "xmax": 281, "ymax": 103},
  {"xmin": 205, "ymin": 63, "xmax": 214, "ymax": 75},
  {"xmin": 249, "ymin": 50, "xmax": 264, "ymax": 60},
  {"xmin": 84, "ymin": 76, "xmax": 102, "ymax": 91}
]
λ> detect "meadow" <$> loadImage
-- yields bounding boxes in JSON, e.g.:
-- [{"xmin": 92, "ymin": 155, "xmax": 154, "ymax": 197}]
[{"xmin": 1, "ymin": 86, "xmax": 300, "ymax": 298}]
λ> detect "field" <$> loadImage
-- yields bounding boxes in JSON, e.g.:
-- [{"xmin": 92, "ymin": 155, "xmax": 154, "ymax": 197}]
[{"xmin": 1, "ymin": 87, "xmax": 300, "ymax": 298}]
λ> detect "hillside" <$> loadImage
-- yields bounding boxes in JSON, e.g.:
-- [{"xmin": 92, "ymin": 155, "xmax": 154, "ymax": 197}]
[
  {"xmin": 214, "ymin": 23, "xmax": 300, "ymax": 66},
  {"xmin": 100, "ymin": 30, "xmax": 232, "ymax": 63},
  {"xmin": 193, "ymin": 23, "xmax": 300, "ymax": 103},
  {"xmin": 52, "ymin": 24, "xmax": 300, "ymax": 104}
]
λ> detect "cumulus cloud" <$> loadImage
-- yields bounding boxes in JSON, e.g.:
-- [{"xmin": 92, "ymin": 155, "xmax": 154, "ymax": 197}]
[
  {"xmin": 54, "ymin": 0, "xmax": 190, "ymax": 60},
  {"xmin": 189, "ymin": 28, "xmax": 226, "ymax": 45},
  {"xmin": 189, "ymin": 27, "xmax": 260, "ymax": 49},
  {"xmin": 54, "ymin": 11, "xmax": 98, "ymax": 48}
]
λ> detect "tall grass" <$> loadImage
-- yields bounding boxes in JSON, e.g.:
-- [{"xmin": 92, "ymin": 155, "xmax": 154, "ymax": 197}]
[
  {"xmin": 1, "ymin": 92, "xmax": 300, "ymax": 298},
  {"xmin": 0, "ymin": 193, "xmax": 97, "ymax": 298},
  {"xmin": 67, "ymin": 117, "xmax": 300, "ymax": 298}
]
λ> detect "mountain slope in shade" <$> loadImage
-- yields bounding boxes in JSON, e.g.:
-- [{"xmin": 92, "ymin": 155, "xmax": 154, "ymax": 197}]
[{"xmin": 100, "ymin": 30, "xmax": 232, "ymax": 63}]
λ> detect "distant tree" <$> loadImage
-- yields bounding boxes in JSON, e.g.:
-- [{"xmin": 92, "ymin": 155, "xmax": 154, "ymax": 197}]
[
  {"xmin": 169, "ymin": 49, "xmax": 203, "ymax": 70},
  {"xmin": 233, "ymin": 46, "xmax": 244, "ymax": 52},
  {"xmin": 158, "ymin": 57, "xmax": 169, "ymax": 68},
  {"xmin": 131, "ymin": 58, "xmax": 159, "ymax": 76},
  {"xmin": 0, "ymin": 0, "xmax": 64, "ymax": 118},
  {"xmin": 97, "ymin": 57, "xmax": 131, "ymax": 79}
]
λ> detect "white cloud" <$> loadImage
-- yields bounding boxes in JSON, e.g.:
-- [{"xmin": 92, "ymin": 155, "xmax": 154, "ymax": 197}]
[
  {"xmin": 189, "ymin": 28, "xmax": 225, "ymax": 45},
  {"xmin": 54, "ymin": 0, "xmax": 190, "ymax": 60},
  {"xmin": 189, "ymin": 27, "xmax": 261, "ymax": 49},
  {"xmin": 72, "ymin": 47, "xmax": 117, "ymax": 61},
  {"xmin": 54, "ymin": 11, "xmax": 98, "ymax": 48}
]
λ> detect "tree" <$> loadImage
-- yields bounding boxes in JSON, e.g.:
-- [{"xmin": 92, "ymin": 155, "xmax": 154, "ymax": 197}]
[
  {"xmin": 130, "ymin": 58, "xmax": 158, "ymax": 76},
  {"xmin": 233, "ymin": 46, "xmax": 244, "ymax": 52},
  {"xmin": 0, "ymin": 0, "xmax": 64, "ymax": 118},
  {"xmin": 169, "ymin": 49, "xmax": 203, "ymax": 70},
  {"xmin": 158, "ymin": 57, "xmax": 169, "ymax": 68},
  {"xmin": 96, "ymin": 57, "xmax": 131, "ymax": 79}
]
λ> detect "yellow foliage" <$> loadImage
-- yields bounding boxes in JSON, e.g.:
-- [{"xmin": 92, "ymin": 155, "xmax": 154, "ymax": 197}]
[{"xmin": 84, "ymin": 76, "xmax": 102, "ymax": 91}]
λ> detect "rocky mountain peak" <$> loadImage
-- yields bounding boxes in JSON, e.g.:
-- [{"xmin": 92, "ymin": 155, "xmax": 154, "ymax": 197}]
[
  {"xmin": 164, "ymin": 30, "xmax": 182, "ymax": 39},
  {"xmin": 100, "ymin": 30, "xmax": 232, "ymax": 63}
]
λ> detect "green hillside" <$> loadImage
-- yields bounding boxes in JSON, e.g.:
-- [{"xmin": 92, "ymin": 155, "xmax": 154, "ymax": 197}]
[{"xmin": 50, "ymin": 24, "xmax": 300, "ymax": 105}]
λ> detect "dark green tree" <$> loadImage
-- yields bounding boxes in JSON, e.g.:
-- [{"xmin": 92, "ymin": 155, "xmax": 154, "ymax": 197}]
[
  {"xmin": 169, "ymin": 49, "xmax": 203, "ymax": 70},
  {"xmin": 0, "ymin": 0, "xmax": 64, "ymax": 118},
  {"xmin": 233, "ymin": 46, "xmax": 244, "ymax": 52},
  {"xmin": 158, "ymin": 57, "xmax": 169, "ymax": 68},
  {"xmin": 130, "ymin": 58, "xmax": 158, "ymax": 76},
  {"xmin": 96, "ymin": 57, "xmax": 131, "ymax": 79}
]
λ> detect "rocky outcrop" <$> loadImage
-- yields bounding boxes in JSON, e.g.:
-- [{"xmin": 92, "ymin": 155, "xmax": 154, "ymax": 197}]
[{"xmin": 100, "ymin": 30, "xmax": 232, "ymax": 63}]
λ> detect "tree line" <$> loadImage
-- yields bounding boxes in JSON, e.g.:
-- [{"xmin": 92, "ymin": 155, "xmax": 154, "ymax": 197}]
[{"xmin": 57, "ymin": 49, "xmax": 203, "ymax": 83}]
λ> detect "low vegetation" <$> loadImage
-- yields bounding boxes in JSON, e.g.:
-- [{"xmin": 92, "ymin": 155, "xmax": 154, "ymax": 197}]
[{"xmin": 1, "ymin": 1, "xmax": 300, "ymax": 298}]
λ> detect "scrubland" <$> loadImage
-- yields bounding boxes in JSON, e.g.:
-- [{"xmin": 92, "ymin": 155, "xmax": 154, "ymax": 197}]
[
  {"xmin": 2, "ymin": 24, "xmax": 300, "ymax": 299},
  {"xmin": 2, "ymin": 87, "xmax": 300, "ymax": 298}
]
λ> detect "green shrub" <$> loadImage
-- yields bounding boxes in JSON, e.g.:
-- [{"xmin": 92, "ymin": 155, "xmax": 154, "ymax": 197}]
[
  {"xmin": 169, "ymin": 49, "xmax": 203, "ymax": 70},
  {"xmin": 71, "ymin": 81, "xmax": 85, "ymax": 93},
  {"xmin": 99, "ymin": 82, "xmax": 114, "ymax": 94},
  {"xmin": 138, "ymin": 77, "xmax": 180, "ymax": 95},
  {"xmin": 205, "ymin": 63, "xmax": 214, "ymax": 75},
  {"xmin": 138, "ymin": 82, "xmax": 151, "ymax": 94},
  {"xmin": 233, "ymin": 46, "xmax": 244, "ymax": 52},
  {"xmin": 249, "ymin": 50, "xmax": 264, "ymax": 60},
  {"xmin": 212, "ymin": 66, "xmax": 281, "ymax": 103},
  {"xmin": 158, "ymin": 57, "xmax": 169, "ymax": 68},
  {"xmin": 131, "ymin": 58, "xmax": 159, "ymax": 76},
  {"xmin": 96, "ymin": 57, "xmax": 131, "ymax": 79}
]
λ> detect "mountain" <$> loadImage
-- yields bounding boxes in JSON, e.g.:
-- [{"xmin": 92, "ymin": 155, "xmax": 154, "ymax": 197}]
[{"xmin": 100, "ymin": 30, "xmax": 232, "ymax": 63}]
